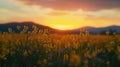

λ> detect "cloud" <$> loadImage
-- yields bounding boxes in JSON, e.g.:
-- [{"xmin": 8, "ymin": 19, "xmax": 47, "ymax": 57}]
[
  {"xmin": 47, "ymin": 11, "xmax": 68, "ymax": 16},
  {"xmin": 17, "ymin": 0, "xmax": 120, "ymax": 11}
]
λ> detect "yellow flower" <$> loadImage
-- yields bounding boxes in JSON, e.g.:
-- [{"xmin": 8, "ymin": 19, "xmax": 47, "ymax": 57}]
[
  {"xmin": 43, "ymin": 59, "xmax": 47, "ymax": 64},
  {"xmin": 63, "ymin": 54, "xmax": 69, "ymax": 61},
  {"xmin": 117, "ymin": 46, "xmax": 120, "ymax": 52},
  {"xmin": 23, "ymin": 50, "xmax": 28, "ymax": 57},
  {"xmin": 69, "ymin": 54, "xmax": 80, "ymax": 67}
]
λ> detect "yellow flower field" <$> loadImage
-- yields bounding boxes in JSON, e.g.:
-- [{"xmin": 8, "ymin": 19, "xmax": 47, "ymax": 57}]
[{"xmin": 0, "ymin": 26, "xmax": 120, "ymax": 67}]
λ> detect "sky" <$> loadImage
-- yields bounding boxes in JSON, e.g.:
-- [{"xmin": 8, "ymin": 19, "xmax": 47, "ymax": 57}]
[{"xmin": 0, "ymin": 0, "xmax": 120, "ymax": 30}]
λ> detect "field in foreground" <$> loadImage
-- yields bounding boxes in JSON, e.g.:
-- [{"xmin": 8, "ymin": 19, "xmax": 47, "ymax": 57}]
[{"xmin": 0, "ymin": 32, "xmax": 120, "ymax": 67}]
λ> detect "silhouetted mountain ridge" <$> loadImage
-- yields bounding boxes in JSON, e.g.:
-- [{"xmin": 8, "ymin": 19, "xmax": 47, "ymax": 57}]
[{"xmin": 0, "ymin": 22, "xmax": 120, "ymax": 34}]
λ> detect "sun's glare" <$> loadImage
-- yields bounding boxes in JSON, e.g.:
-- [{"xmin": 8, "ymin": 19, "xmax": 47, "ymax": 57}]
[{"xmin": 52, "ymin": 25, "xmax": 73, "ymax": 30}]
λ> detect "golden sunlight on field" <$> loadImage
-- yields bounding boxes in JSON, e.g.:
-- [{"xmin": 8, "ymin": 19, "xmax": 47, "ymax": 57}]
[
  {"xmin": 0, "ymin": 26, "xmax": 120, "ymax": 67},
  {"xmin": 0, "ymin": 0, "xmax": 120, "ymax": 66}
]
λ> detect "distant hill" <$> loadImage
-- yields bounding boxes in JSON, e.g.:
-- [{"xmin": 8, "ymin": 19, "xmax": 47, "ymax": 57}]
[
  {"xmin": 83, "ymin": 25, "xmax": 120, "ymax": 34},
  {"xmin": 0, "ymin": 22, "xmax": 78, "ymax": 34},
  {"xmin": 0, "ymin": 22, "xmax": 120, "ymax": 34},
  {"xmin": 74, "ymin": 25, "xmax": 120, "ymax": 34},
  {"xmin": 0, "ymin": 22, "xmax": 53, "ymax": 33}
]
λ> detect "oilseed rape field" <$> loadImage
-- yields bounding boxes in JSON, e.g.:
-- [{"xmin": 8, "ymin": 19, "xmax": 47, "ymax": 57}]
[{"xmin": 0, "ymin": 26, "xmax": 120, "ymax": 67}]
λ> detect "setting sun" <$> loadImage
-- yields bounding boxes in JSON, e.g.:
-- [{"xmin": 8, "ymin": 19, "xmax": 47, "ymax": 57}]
[
  {"xmin": 0, "ymin": 0, "xmax": 120, "ymax": 67},
  {"xmin": 52, "ymin": 25, "xmax": 73, "ymax": 30}
]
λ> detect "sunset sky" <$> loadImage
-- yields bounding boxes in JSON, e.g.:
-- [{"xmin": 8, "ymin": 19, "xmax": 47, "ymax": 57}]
[{"xmin": 0, "ymin": 0, "xmax": 120, "ymax": 30}]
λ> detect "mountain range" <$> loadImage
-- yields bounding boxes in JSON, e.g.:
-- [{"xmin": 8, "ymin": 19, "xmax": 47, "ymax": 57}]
[{"xmin": 0, "ymin": 22, "xmax": 120, "ymax": 34}]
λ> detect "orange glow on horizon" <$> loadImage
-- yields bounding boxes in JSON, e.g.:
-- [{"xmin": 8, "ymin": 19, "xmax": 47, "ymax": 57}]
[
  {"xmin": 0, "ymin": 0, "xmax": 120, "ymax": 29},
  {"xmin": 51, "ymin": 25, "xmax": 75, "ymax": 30}
]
